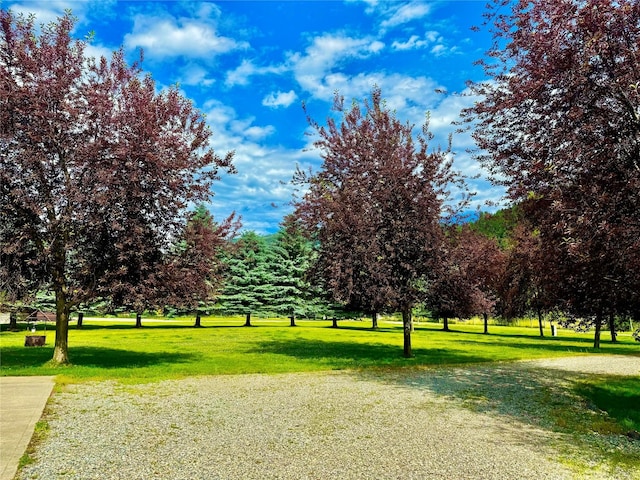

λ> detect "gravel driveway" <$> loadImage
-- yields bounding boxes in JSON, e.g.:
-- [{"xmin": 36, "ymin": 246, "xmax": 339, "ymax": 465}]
[{"xmin": 18, "ymin": 355, "xmax": 640, "ymax": 480}]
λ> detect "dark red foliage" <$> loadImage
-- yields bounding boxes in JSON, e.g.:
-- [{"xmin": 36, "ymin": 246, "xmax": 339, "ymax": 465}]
[
  {"xmin": 427, "ymin": 225, "xmax": 505, "ymax": 332},
  {"xmin": 295, "ymin": 87, "xmax": 468, "ymax": 357},
  {"xmin": 159, "ymin": 207, "xmax": 240, "ymax": 313},
  {"xmin": 497, "ymin": 221, "xmax": 559, "ymax": 336},
  {"xmin": 465, "ymin": 0, "xmax": 640, "ymax": 347},
  {"xmin": 0, "ymin": 11, "xmax": 235, "ymax": 362}
]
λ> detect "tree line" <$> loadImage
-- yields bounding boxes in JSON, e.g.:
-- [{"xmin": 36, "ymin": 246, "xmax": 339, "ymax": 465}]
[{"xmin": 2, "ymin": 0, "xmax": 639, "ymax": 362}]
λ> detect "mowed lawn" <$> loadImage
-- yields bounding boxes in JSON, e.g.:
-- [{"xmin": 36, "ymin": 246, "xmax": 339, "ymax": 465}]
[{"xmin": 1, "ymin": 317, "xmax": 638, "ymax": 383}]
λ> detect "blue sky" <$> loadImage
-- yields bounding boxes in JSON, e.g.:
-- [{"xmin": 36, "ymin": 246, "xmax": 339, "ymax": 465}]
[{"xmin": 5, "ymin": 0, "xmax": 505, "ymax": 233}]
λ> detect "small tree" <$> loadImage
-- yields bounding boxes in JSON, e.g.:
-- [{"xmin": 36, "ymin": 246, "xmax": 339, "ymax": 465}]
[
  {"xmin": 159, "ymin": 205, "xmax": 240, "ymax": 326},
  {"xmin": 295, "ymin": 87, "xmax": 467, "ymax": 357},
  {"xmin": 498, "ymin": 222, "xmax": 557, "ymax": 336},
  {"xmin": 427, "ymin": 225, "xmax": 504, "ymax": 333}
]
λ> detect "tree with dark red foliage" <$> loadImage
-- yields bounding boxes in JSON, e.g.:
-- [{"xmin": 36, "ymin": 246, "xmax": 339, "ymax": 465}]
[
  {"xmin": 159, "ymin": 205, "xmax": 239, "ymax": 327},
  {"xmin": 0, "ymin": 12, "xmax": 235, "ymax": 363},
  {"xmin": 465, "ymin": 0, "xmax": 640, "ymax": 348},
  {"xmin": 498, "ymin": 222, "xmax": 558, "ymax": 337},
  {"xmin": 427, "ymin": 225, "xmax": 505, "ymax": 334},
  {"xmin": 295, "ymin": 88, "xmax": 467, "ymax": 357}
]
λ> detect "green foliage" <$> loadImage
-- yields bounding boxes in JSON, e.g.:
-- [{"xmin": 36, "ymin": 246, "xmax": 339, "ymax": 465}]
[
  {"xmin": 217, "ymin": 229, "xmax": 332, "ymax": 318},
  {"xmin": 217, "ymin": 232, "xmax": 278, "ymax": 316},
  {"xmin": 28, "ymin": 292, "xmax": 56, "ymax": 313},
  {"xmin": 468, "ymin": 207, "xmax": 520, "ymax": 247}
]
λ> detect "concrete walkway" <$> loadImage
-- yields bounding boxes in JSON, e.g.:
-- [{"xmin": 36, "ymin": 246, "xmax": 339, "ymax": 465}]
[{"xmin": 0, "ymin": 376, "xmax": 55, "ymax": 480}]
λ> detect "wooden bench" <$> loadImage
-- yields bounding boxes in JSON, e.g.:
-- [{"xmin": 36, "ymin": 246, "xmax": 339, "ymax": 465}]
[
  {"xmin": 24, "ymin": 335, "xmax": 46, "ymax": 346},
  {"xmin": 34, "ymin": 311, "xmax": 55, "ymax": 322}
]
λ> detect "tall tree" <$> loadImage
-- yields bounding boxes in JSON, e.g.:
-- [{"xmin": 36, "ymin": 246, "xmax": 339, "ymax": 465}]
[
  {"xmin": 272, "ymin": 217, "xmax": 329, "ymax": 318},
  {"xmin": 0, "ymin": 11, "xmax": 235, "ymax": 363},
  {"xmin": 465, "ymin": 0, "xmax": 640, "ymax": 348},
  {"xmin": 218, "ymin": 228, "xmax": 322, "ymax": 319},
  {"xmin": 295, "ymin": 88, "xmax": 466, "ymax": 357},
  {"xmin": 217, "ymin": 232, "xmax": 272, "ymax": 316}
]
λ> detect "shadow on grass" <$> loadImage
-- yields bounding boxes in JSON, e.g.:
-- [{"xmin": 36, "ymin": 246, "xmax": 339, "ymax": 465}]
[
  {"xmin": 415, "ymin": 325, "xmax": 592, "ymax": 342},
  {"xmin": 420, "ymin": 327, "xmax": 555, "ymax": 340},
  {"xmin": 0, "ymin": 346, "xmax": 195, "ymax": 369},
  {"xmin": 325, "ymin": 325, "xmax": 399, "ymax": 334},
  {"xmin": 69, "ymin": 323, "xmax": 248, "ymax": 331},
  {"xmin": 248, "ymin": 337, "xmax": 489, "ymax": 366},
  {"xmin": 451, "ymin": 336, "xmax": 639, "ymax": 355},
  {"xmin": 43, "ymin": 322, "xmax": 325, "ymax": 331},
  {"xmin": 574, "ymin": 377, "xmax": 640, "ymax": 433}
]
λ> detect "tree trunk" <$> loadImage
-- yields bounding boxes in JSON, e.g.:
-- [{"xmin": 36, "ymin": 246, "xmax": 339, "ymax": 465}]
[
  {"xmin": 593, "ymin": 314, "xmax": 602, "ymax": 349},
  {"xmin": 244, "ymin": 312, "xmax": 252, "ymax": 327},
  {"xmin": 608, "ymin": 312, "xmax": 617, "ymax": 343},
  {"xmin": 135, "ymin": 312, "xmax": 142, "ymax": 328},
  {"xmin": 402, "ymin": 307, "xmax": 412, "ymax": 358},
  {"xmin": 76, "ymin": 312, "xmax": 84, "ymax": 329},
  {"xmin": 371, "ymin": 311, "xmax": 378, "ymax": 329},
  {"xmin": 537, "ymin": 307, "xmax": 544, "ymax": 337},
  {"xmin": 194, "ymin": 314, "xmax": 202, "ymax": 327},
  {"xmin": 483, "ymin": 312, "xmax": 489, "ymax": 334},
  {"xmin": 51, "ymin": 236, "xmax": 71, "ymax": 364},
  {"xmin": 289, "ymin": 312, "xmax": 296, "ymax": 327},
  {"xmin": 332, "ymin": 317, "xmax": 338, "ymax": 328},
  {"xmin": 442, "ymin": 315, "xmax": 450, "ymax": 332},
  {"xmin": 8, "ymin": 311, "xmax": 18, "ymax": 331},
  {"xmin": 52, "ymin": 286, "xmax": 70, "ymax": 364}
]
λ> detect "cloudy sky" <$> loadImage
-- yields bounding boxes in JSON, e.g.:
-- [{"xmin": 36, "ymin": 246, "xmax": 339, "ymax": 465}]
[{"xmin": 5, "ymin": 0, "xmax": 505, "ymax": 233}]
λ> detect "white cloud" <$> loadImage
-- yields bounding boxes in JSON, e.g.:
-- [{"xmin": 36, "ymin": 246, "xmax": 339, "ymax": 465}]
[
  {"xmin": 201, "ymin": 100, "xmax": 313, "ymax": 233},
  {"xmin": 345, "ymin": 0, "xmax": 380, "ymax": 15},
  {"xmin": 6, "ymin": 0, "xmax": 117, "ymax": 34},
  {"xmin": 430, "ymin": 44, "xmax": 447, "ymax": 57},
  {"xmin": 225, "ymin": 59, "xmax": 286, "ymax": 87},
  {"xmin": 124, "ymin": 14, "xmax": 247, "ymax": 59},
  {"xmin": 380, "ymin": 2, "xmax": 431, "ymax": 29},
  {"xmin": 6, "ymin": 3, "xmax": 64, "ymax": 26},
  {"xmin": 262, "ymin": 90, "xmax": 298, "ymax": 108},
  {"xmin": 225, "ymin": 60, "xmax": 257, "ymax": 87},
  {"xmin": 392, "ymin": 35, "xmax": 428, "ymax": 51},
  {"xmin": 83, "ymin": 43, "xmax": 116, "ymax": 62},
  {"xmin": 422, "ymin": 87, "xmax": 508, "ymax": 211},
  {"xmin": 289, "ymin": 33, "xmax": 385, "ymax": 98},
  {"xmin": 368, "ymin": 40, "xmax": 385, "ymax": 53},
  {"xmin": 291, "ymin": 64, "xmax": 443, "ymax": 119},
  {"xmin": 181, "ymin": 64, "xmax": 216, "ymax": 87},
  {"xmin": 389, "ymin": 30, "xmax": 456, "ymax": 57},
  {"xmin": 425, "ymin": 31, "xmax": 440, "ymax": 43},
  {"xmin": 391, "ymin": 31, "xmax": 444, "ymax": 51},
  {"xmin": 243, "ymin": 125, "xmax": 276, "ymax": 141}
]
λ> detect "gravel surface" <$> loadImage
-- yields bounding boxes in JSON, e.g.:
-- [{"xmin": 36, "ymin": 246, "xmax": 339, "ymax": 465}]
[
  {"xmin": 18, "ymin": 355, "xmax": 640, "ymax": 480},
  {"xmin": 521, "ymin": 354, "xmax": 640, "ymax": 376}
]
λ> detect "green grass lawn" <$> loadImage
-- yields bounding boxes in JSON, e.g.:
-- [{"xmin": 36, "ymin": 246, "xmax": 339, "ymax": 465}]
[{"xmin": 1, "ymin": 316, "xmax": 638, "ymax": 383}]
